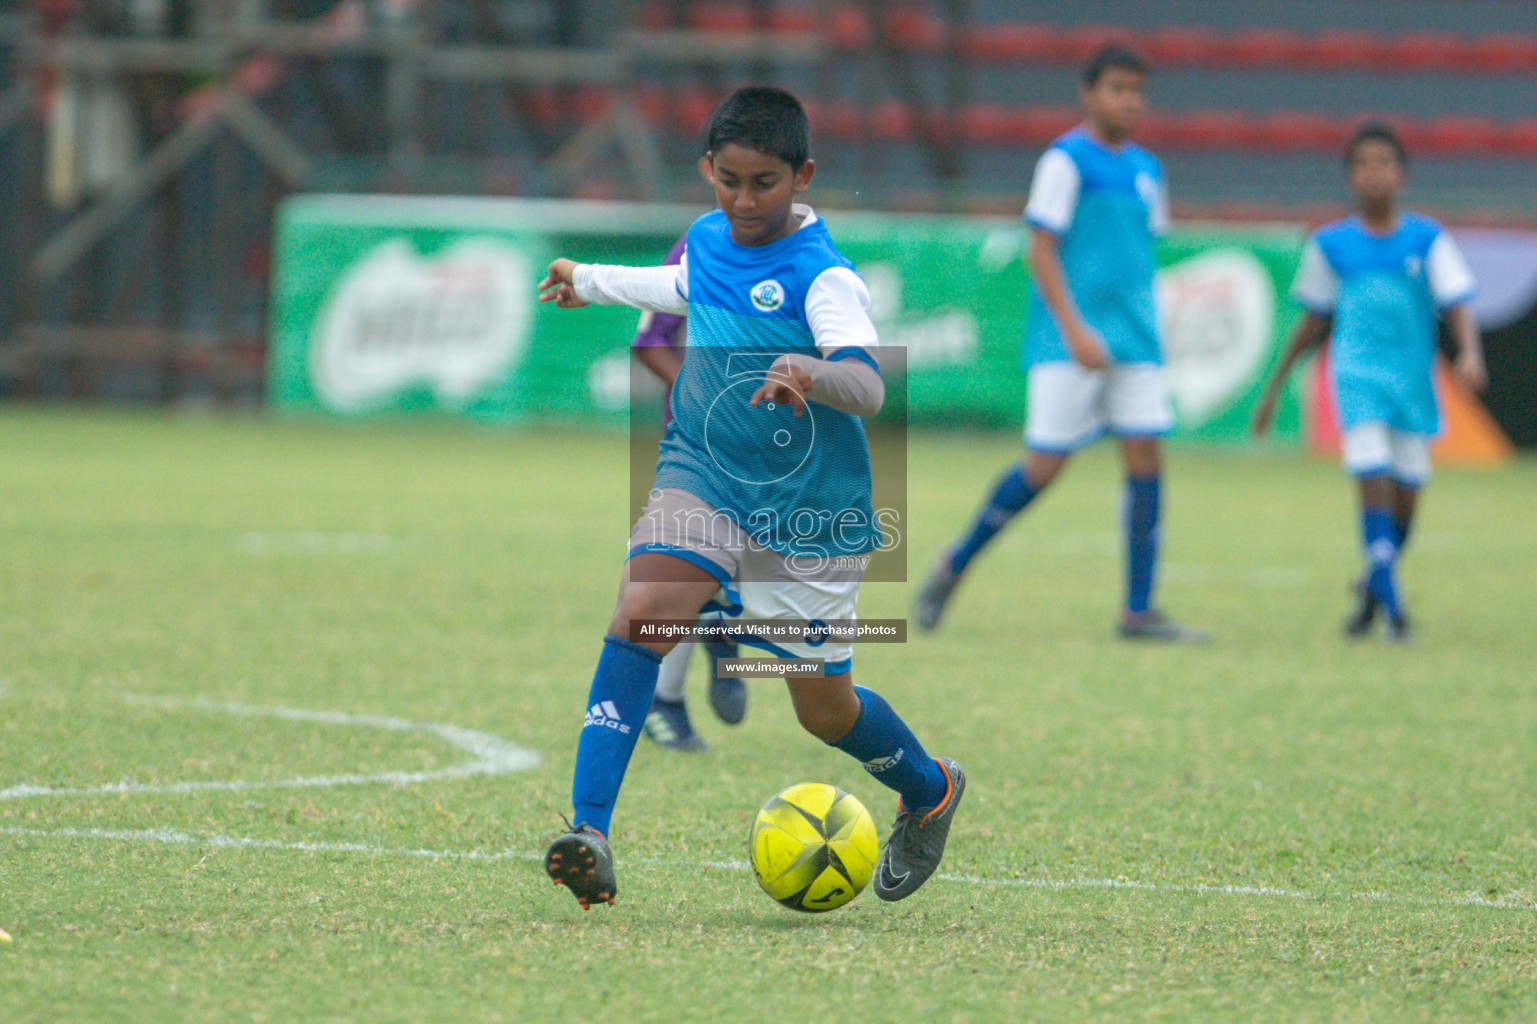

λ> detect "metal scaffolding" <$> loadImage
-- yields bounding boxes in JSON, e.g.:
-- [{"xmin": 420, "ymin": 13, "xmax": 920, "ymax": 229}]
[{"xmin": 0, "ymin": 0, "xmax": 971, "ymax": 401}]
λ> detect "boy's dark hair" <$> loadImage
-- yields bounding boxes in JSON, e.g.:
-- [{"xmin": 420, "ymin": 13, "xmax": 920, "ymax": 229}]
[
  {"xmin": 1082, "ymin": 43, "xmax": 1149, "ymax": 86},
  {"xmin": 1344, "ymin": 120, "xmax": 1408, "ymax": 168},
  {"xmin": 704, "ymin": 86, "xmax": 810, "ymax": 169}
]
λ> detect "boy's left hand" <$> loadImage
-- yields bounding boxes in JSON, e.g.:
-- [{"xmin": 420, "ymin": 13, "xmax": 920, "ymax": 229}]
[
  {"xmin": 1454, "ymin": 349, "xmax": 1488, "ymax": 392},
  {"xmin": 538, "ymin": 258, "xmax": 588, "ymax": 308},
  {"xmin": 748, "ymin": 357, "xmax": 814, "ymax": 416}
]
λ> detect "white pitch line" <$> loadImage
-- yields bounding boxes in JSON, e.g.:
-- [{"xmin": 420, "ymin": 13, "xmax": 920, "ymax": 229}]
[
  {"xmin": 0, "ymin": 695, "xmax": 540, "ymax": 801},
  {"xmin": 2, "ymin": 825, "xmax": 1530, "ymax": 912}
]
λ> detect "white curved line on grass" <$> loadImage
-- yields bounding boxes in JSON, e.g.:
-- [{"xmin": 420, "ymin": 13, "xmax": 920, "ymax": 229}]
[
  {"xmin": 0, "ymin": 695, "xmax": 539, "ymax": 800},
  {"xmin": 1, "ymin": 825, "xmax": 1530, "ymax": 912}
]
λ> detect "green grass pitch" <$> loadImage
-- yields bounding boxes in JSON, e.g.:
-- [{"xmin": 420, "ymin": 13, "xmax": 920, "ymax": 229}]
[{"xmin": 2, "ymin": 407, "xmax": 1535, "ymax": 1023}]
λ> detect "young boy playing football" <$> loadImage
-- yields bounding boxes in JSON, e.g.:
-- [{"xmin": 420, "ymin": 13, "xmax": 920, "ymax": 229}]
[
  {"xmin": 913, "ymin": 44, "xmax": 1206, "ymax": 643},
  {"xmin": 630, "ymin": 232, "xmax": 748, "ymax": 753},
  {"xmin": 537, "ymin": 86, "xmax": 964, "ymax": 909},
  {"xmin": 1253, "ymin": 121, "xmax": 1485, "ymax": 640}
]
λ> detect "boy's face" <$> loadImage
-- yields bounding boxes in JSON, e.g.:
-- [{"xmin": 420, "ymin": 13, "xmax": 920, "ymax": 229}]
[
  {"xmin": 1348, "ymin": 139, "xmax": 1404, "ymax": 207},
  {"xmin": 1081, "ymin": 67, "xmax": 1146, "ymax": 141},
  {"xmin": 703, "ymin": 144, "xmax": 814, "ymax": 246}
]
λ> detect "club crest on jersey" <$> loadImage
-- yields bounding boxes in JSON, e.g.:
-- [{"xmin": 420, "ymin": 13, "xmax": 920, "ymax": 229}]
[
  {"xmin": 1405, "ymin": 255, "xmax": 1423, "ymax": 279},
  {"xmin": 750, "ymin": 279, "xmax": 785, "ymax": 312}
]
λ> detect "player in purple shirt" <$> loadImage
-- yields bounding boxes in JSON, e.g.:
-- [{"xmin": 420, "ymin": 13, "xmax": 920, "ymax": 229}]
[{"xmin": 631, "ymin": 234, "xmax": 747, "ymax": 751}]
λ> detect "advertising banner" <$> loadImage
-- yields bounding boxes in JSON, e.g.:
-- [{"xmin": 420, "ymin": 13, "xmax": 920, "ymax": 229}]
[{"xmin": 269, "ymin": 196, "xmax": 1308, "ymax": 440}]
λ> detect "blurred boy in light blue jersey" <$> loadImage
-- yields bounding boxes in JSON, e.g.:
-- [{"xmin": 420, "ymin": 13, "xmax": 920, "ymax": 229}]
[
  {"xmin": 537, "ymin": 86, "xmax": 964, "ymax": 910},
  {"xmin": 1253, "ymin": 121, "xmax": 1485, "ymax": 641},
  {"xmin": 914, "ymin": 43, "xmax": 1207, "ymax": 642},
  {"xmin": 630, "ymin": 234, "xmax": 747, "ymax": 752}
]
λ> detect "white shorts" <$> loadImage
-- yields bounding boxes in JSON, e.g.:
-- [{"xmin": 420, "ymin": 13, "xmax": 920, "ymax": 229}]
[
  {"xmin": 1025, "ymin": 361, "xmax": 1174, "ymax": 453},
  {"xmin": 628, "ymin": 488, "xmax": 860, "ymax": 673},
  {"xmin": 1342, "ymin": 423, "xmax": 1432, "ymax": 485}
]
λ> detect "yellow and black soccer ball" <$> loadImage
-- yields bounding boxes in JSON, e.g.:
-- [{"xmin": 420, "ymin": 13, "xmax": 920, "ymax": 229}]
[{"xmin": 748, "ymin": 782, "xmax": 878, "ymax": 912}]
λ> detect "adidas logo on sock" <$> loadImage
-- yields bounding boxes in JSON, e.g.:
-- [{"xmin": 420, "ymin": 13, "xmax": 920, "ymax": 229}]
[
  {"xmin": 584, "ymin": 700, "xmax": 631, "ymax": 734},
  {"xmin": 862, "ymin": 749, "xmax": 905, "ymax": 773}
]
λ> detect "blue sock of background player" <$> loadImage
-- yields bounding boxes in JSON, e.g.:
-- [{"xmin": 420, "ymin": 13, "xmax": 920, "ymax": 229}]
[
  {"xmin": 948, "ymin": 462, "xmax": 1040, "ymax": 575},
  {"xmin": 1124, "ymin": 474, "xmax": 1160, "ymax": 616},
  {"xmin": 1357, "ymin": 475, "xmax": 1404, "ymax": 625}
]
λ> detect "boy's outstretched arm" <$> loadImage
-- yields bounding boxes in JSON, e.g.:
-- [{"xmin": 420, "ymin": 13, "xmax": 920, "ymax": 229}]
[
  {"xmin": 538, "ymin": 256, "xmax": 689, "ymax": 315},
  {"xmin": 1252, "ymin": 311, "xmax": 1331, "ymax": 437},
  {"xmin": 1444, "ymin": 304, "xmax": 1487, "ymax": 392}
]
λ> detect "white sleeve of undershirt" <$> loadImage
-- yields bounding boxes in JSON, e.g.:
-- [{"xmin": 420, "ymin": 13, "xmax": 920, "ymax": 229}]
[
  {"xmin": 1023, "ymin": 148, "xmax": 1081, "ymax": 236},
  {"xmin": 573, "ymin": 253, "xmax": 689, "ymax": 314},
  {"xmin": 1290, "ymin": 237, "xmax": 1339, "ymax": 314},
  {"xmin": 1149, "ymin": 173, "xmax": 1171, "ymax": 238},
  {"xmin": 804, "ymin": 266, "xmax": 879, "ymax": 354},
  {"xmin": 1427, "ymin": 232, "xmax": 1477, "ymax": 308},
  {"xmin": 781, "ymin": 266, "xmax": 884, "ymax": 417}
]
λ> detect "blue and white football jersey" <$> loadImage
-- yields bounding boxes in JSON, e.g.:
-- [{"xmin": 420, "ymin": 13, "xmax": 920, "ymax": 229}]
[
  {"xmin": 1022, "ymin": 126, "xmax": 1168, "ymax": 368},
  {"xmin": 652, "ymin": 209, "xmax": 881, "ymax": 558},
  {"xmin": 1292, "ymin": 213, "xmax": 1476, "ymax": 435}
]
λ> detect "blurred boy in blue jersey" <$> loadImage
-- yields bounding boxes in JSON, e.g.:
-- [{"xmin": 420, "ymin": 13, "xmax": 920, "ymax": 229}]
[
  {"xmin": 629, "ymin": 234, "xmax": 748, "ymax": 752},
  {"xmin": 537, "ymin": 87, "xmax": 964, "ymax": 909},
  {"xmin": 915, "ymin": 44, "xmax": 1207, "ymax": 642},
  {"xmin": 1253, "ymin": 122, "xmax": 1485, "ymax": 641}
]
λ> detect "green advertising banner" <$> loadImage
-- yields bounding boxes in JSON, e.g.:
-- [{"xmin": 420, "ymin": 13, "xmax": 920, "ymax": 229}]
[{"xmin": 269, "ymin": 196, "xmax": 1305, "ymax": 439}]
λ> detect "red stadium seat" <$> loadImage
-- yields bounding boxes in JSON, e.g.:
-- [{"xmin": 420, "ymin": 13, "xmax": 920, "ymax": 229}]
[
  {"xmin": 1300, "ymin": 29, "xmax": 1383, "ymax": 69},
  {"xmin": 1255, "ymin": 111, "xmax": 1343, "ymax": 151},
  {"xmin": 768, "ymin": 5, "xmax": 816, "ymax": 33},
  {"xmin": 1053, "ymin": 24, "xmax": 1139, "ymax": 62},
  {"xmin": 958, "ymin": 104, "xmax": 1011, "ymax": 145},
  {"xmin": 871, "ymin": 100, "xmax": 915, "ymax": 141},
  {"xmin": 1152, "ymin": 109, "xmax": 1248, "ymax": 151},
  {"xmin": 686, "ymin": 2, "xmax": 752, "ymax": 32},
  {"xmin": 884, "ymin": 4, "xmax": 947, "ymax": 51},
  {"xmin": 1019, "ymin": 106, "xmax": 1078, "ymax": 144},
  {"xmin": 1223, "ymin": 28, "xmax": 1307, "ymax": 67},
  {"xmin": 1142, "ymin": 25, "xmax": 1225, "ymax": 65},
  {"xmin": 635, "ymin": 1, "xmax": 671, "ymax": 30},
  {"xmin": 963, "ymin": 23, "xmax": 1057, "ymax": 62},
  {"xmin": 1402, "ymin": 115, "xmax": 1502, "ymax": 155},
  {"xmin": 1463, "ymin": 34, "xmax": 1537, "ymax": 74},
  {"xmin": 632, "ymin": 85, "xmax": 666, "ymax": 123},
  {"xmin": 795, "ymin": 15, "xmax": 1537, "ymax": 79},
  {"xmin": 1386, "ymin": 31, "xmax": 1462, "ymax": 72},
  {"xmin": 827, "ymin": 6, "xmax": 869, "ymax": 48},
  {"xmin": 814, "ymin": 101, "xmax": 862, "ymax": 140},
  {"xmin": 675, "ymin": 88, "xmax": 719, "ymax": 134},
  {"xmin": 1503, "ymin": 118, "xmax": 1537, "ymax": 157},
  {"xmin": 571, "ymin": 87, "xmax": 610, "ymax": 122}
]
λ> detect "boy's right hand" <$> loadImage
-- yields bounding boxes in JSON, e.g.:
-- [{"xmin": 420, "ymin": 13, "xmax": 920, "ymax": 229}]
[
  {"xmin": 538, "ymin": 258, "xmax": 588, "ymax": 308},
  {"xmin": 1065, "ymin": 322, "xmax": 1109, "ymax": 370}
]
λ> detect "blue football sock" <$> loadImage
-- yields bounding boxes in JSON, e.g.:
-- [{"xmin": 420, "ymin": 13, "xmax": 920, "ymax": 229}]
[
  {"xmin": 1361, "ymin": 506, "xmax": 1403, "ymax": 621},
  {"xmin": 1124, "ymin": 475, "xmax": 1161, "ymax": 615},
  {"xmin": 949, "ymin": 463, "xmax": 1038, "ymax": 574},
  {"xmin": 1393, "ymin": 514, "xmax": 1413, "ymax": 552},
  {"xmin": 830, "ymin": 686, "xmax": 947, "ymax": 810},
  {"xmin": 571, "ymin": 636, "xmax": 663, "ymax": 836}
]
